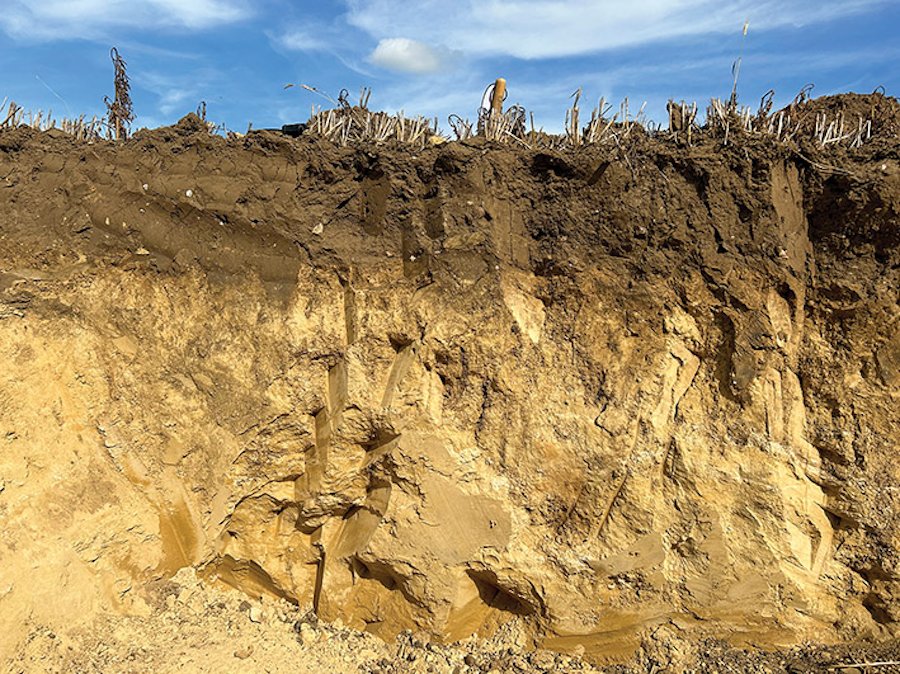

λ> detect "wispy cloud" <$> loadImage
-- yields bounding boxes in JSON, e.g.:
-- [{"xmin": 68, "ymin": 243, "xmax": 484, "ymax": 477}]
[
  {"xmin": 278, "ymin": 28, "xmax": 333, "ymax": 53},
  {"xmin": 136, "ymin": 66, "xmax": 225, "ymax": 121},
  {"xmin": 0, "ymin": 0, "xmax": 252, "ymax": 41},
  {"xmin": 272, "ymin": 21, "xmax": 380, "ymax": 79},
  {"xmin": 368, "ymin": 38, "xmax": 460, "ymax": 74},
  {"xmin": 346, "ymin": 0, "xmax": 889, "ymax": 59}
]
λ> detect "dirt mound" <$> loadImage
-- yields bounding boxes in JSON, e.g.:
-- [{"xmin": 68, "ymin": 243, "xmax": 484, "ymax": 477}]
[
  {"xmin": 787, "ymin": 91, "xmax": 900, "ymax": 138},
  {"xmin": 3, "ymin": 94, "xmax": 900, "ymax": 671}
]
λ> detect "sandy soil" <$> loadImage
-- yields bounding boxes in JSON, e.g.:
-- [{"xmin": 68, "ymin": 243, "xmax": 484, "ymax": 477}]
[{"xmin": 3, "ymin": 93, "xmax": 900, "ymax": 672}]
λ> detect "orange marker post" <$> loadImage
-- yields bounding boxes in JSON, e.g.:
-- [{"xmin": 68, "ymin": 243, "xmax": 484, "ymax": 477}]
[{"xmin": 490, "ymin": 78, "xmax": 506, "ymax": 114}]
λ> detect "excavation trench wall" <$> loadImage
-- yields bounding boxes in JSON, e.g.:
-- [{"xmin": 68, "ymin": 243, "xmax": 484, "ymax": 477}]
[{"xmin": 3, "ymin": 102, "xmax": 900, "ymax": 664}]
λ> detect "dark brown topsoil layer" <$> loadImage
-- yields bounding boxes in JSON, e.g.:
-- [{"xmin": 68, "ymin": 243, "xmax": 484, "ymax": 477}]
[{"xmin": 1, "ymin": 94, "xmax": 898, "ymax": 284}]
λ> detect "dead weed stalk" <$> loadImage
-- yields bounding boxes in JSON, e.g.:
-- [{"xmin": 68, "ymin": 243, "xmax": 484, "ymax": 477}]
[{"xmin": 104, "ymin": 47, "xmax": 134, "ymax": 141}]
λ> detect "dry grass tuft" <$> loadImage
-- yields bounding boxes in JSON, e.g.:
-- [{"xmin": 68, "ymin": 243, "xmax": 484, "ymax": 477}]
[
  {"xmin": 1, "ymin": 98, "xmax": 103, "ymax": 140},
  {"xmin": 564, "ymin": 92, "xmax": 646, "ymax": 149},
  {"xmin": 701, "ymin": 84, "xmax": 879, "ymax": 148},
  {"xmin": 302, "ymin": 85, "xmax": 444, "ymax": 147},
  {"xmin": 308, "ymin": 105, "xmax": 439, "ymax": 147},
  {"xmin": 480, "ymin": 106, "xmax": 527, "ymax": 145}
]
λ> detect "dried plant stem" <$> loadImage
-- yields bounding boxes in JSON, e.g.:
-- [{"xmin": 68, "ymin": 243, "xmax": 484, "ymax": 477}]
[{"xmin": 104, "ymin": 47, "xmax": 134, "ymax": 141}]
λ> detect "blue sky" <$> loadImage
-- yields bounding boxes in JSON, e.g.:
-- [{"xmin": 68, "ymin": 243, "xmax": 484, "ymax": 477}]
[{"xmin": 1, "ymin": 0, "xmax": 899, "ymax": 134}]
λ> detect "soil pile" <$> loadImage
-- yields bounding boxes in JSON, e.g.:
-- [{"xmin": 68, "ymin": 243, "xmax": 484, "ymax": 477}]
[
  {"xmin": 784, "ymin": 91, "xmax": 900, "ymax": 139},
  {"xmin": 3, "ymin": 95, "xmax": 900, "ymax": 672}
]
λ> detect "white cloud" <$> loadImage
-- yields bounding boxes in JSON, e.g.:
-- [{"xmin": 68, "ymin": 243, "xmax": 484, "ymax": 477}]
[
  {"xmin": 346, "ymin": 0, "xmax": 889, "ymax": 60},
  {"xmin": 0, "ymin": 0, "xmax": 251, "ymax": 41},
  {"xmin": 368, "ymin": 38, "xmax": 459, "ymax": 73},
  {"xmin": 157, "ymin": 88, "xmax": 193, "ymax": 115},
  {"xmin": 278, "ymin": 29, "xmax": 332, "ymax": 53},
  {"xmin": 137, "ymin": 67, "xmax": 223, "ymax": 120}
]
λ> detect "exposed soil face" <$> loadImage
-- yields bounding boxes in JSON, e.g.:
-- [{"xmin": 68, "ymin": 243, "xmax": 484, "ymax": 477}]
[{"xmin": 3, "ymin": 95, "xmax": 900, "ymax": 672}]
